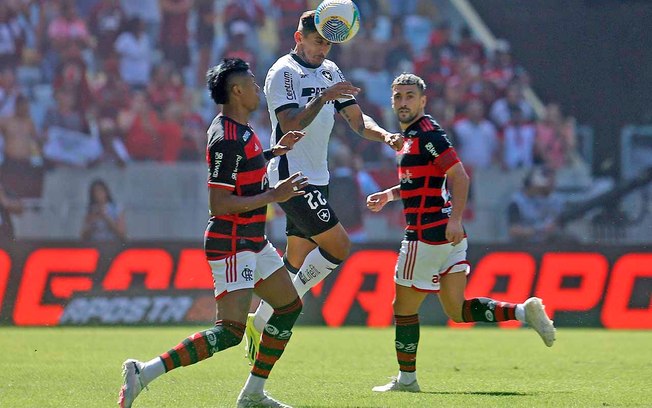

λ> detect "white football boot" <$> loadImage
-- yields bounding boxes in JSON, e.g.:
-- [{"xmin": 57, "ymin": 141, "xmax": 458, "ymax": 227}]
[
  {"xmin": 236, "ymin": 390, "xmax": 293, "ymax": 408},
  {"xmin": 372, "ymin": 377, "xmax": 421, "ymax": 393},
  {"xmin": 118, "ymin": 359, "xmax": 146, "ymax": 408},
  {"xmin": 524, "ymin": 297, "xmax": 556, "ymax": 347}
]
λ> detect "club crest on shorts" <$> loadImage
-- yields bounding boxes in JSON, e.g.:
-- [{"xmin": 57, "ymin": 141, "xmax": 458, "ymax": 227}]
[
  {"xmin": 317, "ymin": 208, "xmax": 331, "ymax": 222},
  {"xmin": 241, "ymin": 266, "xmax": 253, "ymax": 281}
]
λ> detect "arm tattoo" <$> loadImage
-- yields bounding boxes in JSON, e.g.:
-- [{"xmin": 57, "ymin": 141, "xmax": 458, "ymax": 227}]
[{"xmin": 295, "ymin": 94, "xmax": 325, "ymax": 129}]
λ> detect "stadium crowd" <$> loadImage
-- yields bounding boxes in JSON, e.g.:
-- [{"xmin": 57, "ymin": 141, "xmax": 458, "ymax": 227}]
[{"xmin": 0, "ymin": 0, "xmax": 585, "ymax": 239}]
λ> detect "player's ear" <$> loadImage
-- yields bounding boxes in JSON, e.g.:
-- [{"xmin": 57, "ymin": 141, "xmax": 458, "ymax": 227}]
[{"xmin": 294, "ymin": 30, "xmax": 302, "ymax": 45}]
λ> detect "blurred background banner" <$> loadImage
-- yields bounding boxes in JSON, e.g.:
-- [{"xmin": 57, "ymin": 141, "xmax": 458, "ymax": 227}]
[{"xmin": 1, "ymin": 242, "xmax": 650, "ymax": 328}]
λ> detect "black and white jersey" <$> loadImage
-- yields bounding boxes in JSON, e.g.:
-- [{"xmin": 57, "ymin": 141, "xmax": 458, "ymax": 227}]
[{"xmin": 264, "ymin": 53, "xmax": 357, "ymax": 186}]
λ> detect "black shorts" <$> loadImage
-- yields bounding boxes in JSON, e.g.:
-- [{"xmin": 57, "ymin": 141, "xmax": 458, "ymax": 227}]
[{"xmin": 278, "ymin": 184, "xmax": 340, "ymax": 239}]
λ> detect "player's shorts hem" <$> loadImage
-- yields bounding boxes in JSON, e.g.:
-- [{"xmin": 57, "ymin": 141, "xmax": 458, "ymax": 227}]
[
  {"xmin": 394, "ymin": 280, "xmax": 441, "ymax": 293},
  {"xmin": 441, "ymin": 260, "xmax": 471, "ymax": 276}
]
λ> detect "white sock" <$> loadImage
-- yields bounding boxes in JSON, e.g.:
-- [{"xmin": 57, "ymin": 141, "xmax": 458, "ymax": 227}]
[
  {"xmin": 252, "ymin": 248, "xmax": 340, "ymax": 332},
  {"xmin": 141, "ymin": 357, "xmax": 166, "ymax": 386},
  {"xmin": 242, "ymin": 374, "xmax": 266, "ymax": 395},
  {"xmin": 292, "ymin": 247, "xmax": 339, "ymax": 298},
  {"xmin": 515, "ymin": 304, "xmax": 525, "ymax": 322},
  {"xmin": 398, "ymin": 370, "xmax": 416, "ymax": 384}
]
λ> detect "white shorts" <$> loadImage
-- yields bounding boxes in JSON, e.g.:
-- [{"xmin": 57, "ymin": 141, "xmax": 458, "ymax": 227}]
[
  {"xmin": 395, "ymin": 238, "xmax": 470, "ymax": 292},
  {"xmin": 208, "ymin": 242, "xmax": 285, "ymax": 300}
]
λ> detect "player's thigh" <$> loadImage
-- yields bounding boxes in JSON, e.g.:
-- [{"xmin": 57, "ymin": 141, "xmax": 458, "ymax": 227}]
[
  {"xmin": 310, "ymin": 222, "xmax": 350, "ymax": 260},
  {"xmin": 216, "ymin": 289, "xmax": 253, "ymax": 324},
  {"xmin": 393, "ymin": 283, "xmax": 428, "ymax": 315},
  {"xmin": 255, "ymin": 266, "xmax": 299, "ymax": 309},
  {"xmin": 285, "ymin": 235, "xmax": 318, "ymax": 270},
  {"xmin": 252, "ymin": 242, "xmax": 299, "ymax": 308}
]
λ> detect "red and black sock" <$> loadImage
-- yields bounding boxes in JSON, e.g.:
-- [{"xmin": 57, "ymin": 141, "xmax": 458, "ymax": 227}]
[
  {"xmin": 159, "ymin": 319, "xmax": 244, "ymax": 372},
  {"xmin": 251, "ymin": 297, "xmax": 302, "ymax": 379},
  {"xmin": 462, "ymin": 298, "xmax": 517, "ymax": 323},
  {"xmin": 395, "ymin": 314, "xmax": 419, "ymax": 372}
]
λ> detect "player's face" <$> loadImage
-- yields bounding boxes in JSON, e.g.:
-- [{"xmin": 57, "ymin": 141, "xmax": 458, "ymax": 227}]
[
  {"xmin": 236, "ymin": 71, "xmax": 261, "ymax": 112},
  {"xmin": 392, "ymin": 85, "xmax": 426, "ymax": 125},
  {"xmin": 296, "ymin": 31, "xmax": 332, "ymax": 65}
]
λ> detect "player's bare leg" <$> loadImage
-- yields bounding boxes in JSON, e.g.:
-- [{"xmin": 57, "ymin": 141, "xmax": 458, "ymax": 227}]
[
  {"xmin": 250, "ymin": 224, "xmax": 349, "ymax": 336},
  {"xmin": 373, "ymin": 285, "xmax": 425, "ymax": 393},
  {"xmin": 118, "ymin": 290, "xmax": 251, "ymax": 407},
  {"xmin": 439, "ymin": 272, "xmax": 555, "ymax": 346},
  {"xmin": 237, "ymin": 268, "xmax": 301, "ymax": 408}
]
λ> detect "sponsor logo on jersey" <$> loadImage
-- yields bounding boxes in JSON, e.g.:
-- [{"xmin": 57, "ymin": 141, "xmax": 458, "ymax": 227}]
[
  {"xmin": 212, "ymin": 152, "xmax": 224, "ymax": 178},
  {"xmin": 318, "ymin": 208, "xmax": 331, "ymax": 222},
  {"xmin": 302, "ymin": 87, "xmax": 335, "ymax": 104},
  {"xmin": 241, "ymin": 266, "xmax": 253, "ymax": 281},
  {"xmin": 425, "ymin": 142, "xmax": 439, "ymax": 157},
  {"xmin": 243, "ymin": 130, "xmax": 251, "ymax": 142},
  {"xmin": 283, "ymin": 71, "xmax": 294, "ymax": 100},
  {"xmin": 321, "ymin": 70, "xmax": 333, "ymax": 81},
  {"xmin": 400, "ymin": 169, "xmax": 413, "ymax": 184},
  {"xmin": 300, "ymin": 73, "xmax": 309, "ymax": 78},
  {"xmin": 407, "ymin": 130, "xmax": 418, "ymax": 136}
]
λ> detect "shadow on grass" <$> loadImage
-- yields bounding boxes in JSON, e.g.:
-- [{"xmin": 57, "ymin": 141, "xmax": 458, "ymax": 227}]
[{"xmin": 421, "ymin": 390, "xmax": 533, "ymax": 396}]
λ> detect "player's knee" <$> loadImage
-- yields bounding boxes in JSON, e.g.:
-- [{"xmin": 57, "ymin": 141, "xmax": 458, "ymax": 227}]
[
  {"xmin": 328, "ymin": 234, "xmax": 351, "ymax": 260},
  {"xmin": 211, "ymin": 322, "xmax": 244, "ymax": 349}
]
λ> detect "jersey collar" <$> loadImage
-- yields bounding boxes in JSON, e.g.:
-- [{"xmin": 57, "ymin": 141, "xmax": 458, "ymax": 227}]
[
  {"xmin": 404, "ymin": 115, "xmax": 430, "ymax": 135},
  {"xmin": 290, "ymin": 52, "xmax": 322, "ymax": 69}
]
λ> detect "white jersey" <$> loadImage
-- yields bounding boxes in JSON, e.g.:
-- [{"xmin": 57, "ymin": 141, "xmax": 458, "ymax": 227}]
[{"xmin": 264, "ymin": 53, "xmax": 357, "ymax": 186}]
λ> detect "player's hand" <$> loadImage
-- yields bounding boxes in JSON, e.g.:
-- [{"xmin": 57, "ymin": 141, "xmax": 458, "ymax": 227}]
[
  {"xmin": 272, "ymin": 172, "xmax": 309, "ymax": 203},
  {"xmin": 366, "ymin": 191, "xmax": 389, "ymax": 212},
  {"xmin": 445, "ymin": 220, "xmax": 465, "ymax": 245},
  {"xmin": 384, "ymin": 133, "xmax": 404, "ymax": 151},
  {"xmin": 322, "ymin": 81, "xmax": 360, "ymax": 101},
  {"xmin": 273, "ymin": 131, "xmax": 305, "ymax": 156}
]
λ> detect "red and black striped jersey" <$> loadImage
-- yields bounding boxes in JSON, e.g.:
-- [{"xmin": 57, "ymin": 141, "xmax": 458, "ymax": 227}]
[
  {"xmin": 397, "ymin": 115, "xmax": 463, "ymax": 244},
  {"xmin": 205, "ymin": 115, "xmax": 269, "ymax": 260}
]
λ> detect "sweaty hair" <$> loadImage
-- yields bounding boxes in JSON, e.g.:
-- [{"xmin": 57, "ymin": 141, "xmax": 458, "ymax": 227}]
[
  {"xmin": 206, "ymin": 58, "xmax": 250, "ymax": 105},
  {"xmin": 298, "ymin": 10, "xmax": 318, "ymax": 35},
  {"xmin": 392, "ymin": 73, "xmax": 427, "ymax": 94}
]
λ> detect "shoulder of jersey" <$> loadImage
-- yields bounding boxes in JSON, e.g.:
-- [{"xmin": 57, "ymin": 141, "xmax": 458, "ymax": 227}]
[
  {"xmin": 415, "ymin": 116, "xmax": 445, "ymax": 135},
  {"xmin": 210, "ymin": 116, "xmax": 247, "ymax": 144}
]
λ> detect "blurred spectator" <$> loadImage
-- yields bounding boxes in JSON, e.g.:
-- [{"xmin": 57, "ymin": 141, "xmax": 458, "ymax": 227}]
[
  {"xmin": 146, "ymin": 62, "xmax": 184, "ymax": 113},
  {"xmin": 42, "ymin": 90, "xmax": 102, "ymax": 167},
  {"xmin": 0, "ymin": 95, "xmax": 43, "ymax": 198},
  {"xmin": 384, "ymin": 18, "xmax": 414, "ymax": 75},
  {"xmin": 93, "ymin": 58, "xmax": 131, "ymax": 116},
  {"xmin": 195, "ymin": 0, "xmax": 214, "ymax": 89},
  {"xmin": 224, "ymin": 0, "xmax": 265, "ymax": 35},
  {"xmin": 80, "ymin": 178, "xmax": 126, "ymax": 242},
  {"xmin": 47, "ymin": 1, "xmax": 93, "ymax": 57},
  {"xmin": 502, "ymin": 106, "xmax": 536, "ymax": 170},
  {"xmin": 534, "ymin": 102, "xmax": 578, "ymax": 170},
  {"xmin": 119, "ymin": 91, "xmax": 160, "ymax": 161},
  {"xmin": 453, "ymin": 99, "xmax": 498, "ymax": 170},
  {"xmin": 388, "ymin": 0, "xmax": 418, "ymax": 17},
  {"xmin": 95, "ymin": 116, "xmax": 129, "ymax": 166},
  {"xmin": 0, "ymin": 178, "xmax": 23, "ymax": 244},
  {"xmin": 222, "ymin": 21, "xmax": 257, "ymax": 75},
  {"xmin": 340, "ymin": 15, "xmax": 387, "ymax": 73},
  {"xmin": 507, "ymin": 166, "xmax": 565, "ymax": 243},
  {"xmin": 0, "ymin": 66, "xmax": 21, "ymax": 118},
  {"xmin": 119, "ymin": 0, "xmax": 160, "ymax": 46},
  {"xmin": 489, "ymin": 82, "xmax": 534, "ymax": 129},
  {"xmin": 88, "ymin": 0, "xmax": 126, "ymax": 61},
  {"xmin": 177, "ymin": 91, "xmax": 205, "ymax": 161},
  {"xmin": 53, "ymin": 56, "xmax": 93, "ymax": 111},
  {"xmin": 457, "ymin": 25, "xmax": 484, "ymax": 64},
  {"xmin": 159, "ymin": 0, "xmax": 192, "ymax": 72},
  {"xmin": 114, "ymin": 17, "xmax": 152, "ymax": 89},
  {"xmin": 157, "ymin": 101, "xmax": 183, "ymax": 163},
  {"xmin": 273, "ymin": 0, "xmax": 308, "ymax": 53},
  {"xmin": 0, "ymin": 3, "xmax": 26, "ymax": 70}
]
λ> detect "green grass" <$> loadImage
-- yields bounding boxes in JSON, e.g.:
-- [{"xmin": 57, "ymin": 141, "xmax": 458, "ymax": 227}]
[{"xmin": 1, "ymin": 327, "xmax": 651, "ymax": 407}]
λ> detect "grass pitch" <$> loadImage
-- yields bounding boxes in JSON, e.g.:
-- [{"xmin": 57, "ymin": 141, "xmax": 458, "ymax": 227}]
[{"xmin": 1, "ymin": 326, "xmax": 651, "ymax": 407}]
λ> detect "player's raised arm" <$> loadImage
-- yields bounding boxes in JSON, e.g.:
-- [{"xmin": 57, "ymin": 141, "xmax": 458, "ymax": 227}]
[{"xmin": 339, "ymin": 103, "xmax": 404, "ymax": 151}]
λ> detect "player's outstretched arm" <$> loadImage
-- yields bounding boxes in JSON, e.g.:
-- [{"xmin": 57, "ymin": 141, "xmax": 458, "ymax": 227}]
[
  {"xmin": 339, "ymin": 104, "xmax": 403, "ymax": 151},
  {"xmin": 209, "ymin": 172, "xmax": 308, "ymax": 216},
  {"xmin": 277, "ymin": 81, "xmax": 361, "ymax": 131},
  {"xmin": 366, "ymin": 185, "xmax": 400, "ymax": 212}
]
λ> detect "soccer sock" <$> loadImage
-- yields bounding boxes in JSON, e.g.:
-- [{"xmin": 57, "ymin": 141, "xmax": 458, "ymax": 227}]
[
  {"xmin": 395, "ymin": 314, "xmax": 419, "ymax": 382},
  {"xmin": 141, "ymin": 357, "xmax": 165, "ymax": 386},
  {"xmin": 249, "ymin": 297, "xmax": 302, "ymax": 385},
  {"xmin": 253, "ymin": 248, "xmax": 340, "ymax": 332},
  {"xmin": 292, "ymin": 247, "xmax": 341, "ymax": 298},
  {"xmin": 158, "ymin": 320, "xmax": 245, "ymax": 373},
  {"xmin": 462, "ymin": 298, "xmax": 519, "ymax": 323}
]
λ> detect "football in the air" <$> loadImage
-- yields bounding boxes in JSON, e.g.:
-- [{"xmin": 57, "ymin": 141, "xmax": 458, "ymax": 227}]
[{"xmin": 314, "ymin": 0, "xmax": 360, "ymax": 43}]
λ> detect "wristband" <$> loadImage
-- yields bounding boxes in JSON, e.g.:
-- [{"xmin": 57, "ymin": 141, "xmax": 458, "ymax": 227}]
[
  {"xmin": 263, "ymin": 148, "xmax": 275, "ymax": 161},
  {"xmin": 385, "ymin": 190, "xmax": 394, "ymax": 202}
]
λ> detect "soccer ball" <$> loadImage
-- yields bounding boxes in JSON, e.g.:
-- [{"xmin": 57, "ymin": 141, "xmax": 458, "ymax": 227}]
[{"xmin": 314, "ymin": 0, "xmax": 360, "ymax": 43}]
